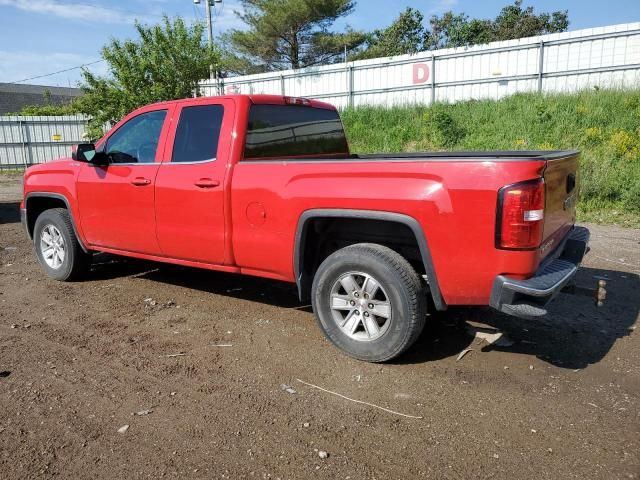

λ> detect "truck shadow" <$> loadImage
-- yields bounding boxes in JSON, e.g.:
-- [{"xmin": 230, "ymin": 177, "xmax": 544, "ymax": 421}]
[
  {"xmin": 89, "ymin": 254, "xmax": 309, "ymax": 310},
  {"xmin": 0, "ymin": 202, "xmax": 20, "ymax": 225},
  {"xmin": 399, "ymin": 266, "xmax": 639, "ymax": 369},
  {"xmin": 89, "ymin": 256, "xmax": 638, "ymax": 369}
]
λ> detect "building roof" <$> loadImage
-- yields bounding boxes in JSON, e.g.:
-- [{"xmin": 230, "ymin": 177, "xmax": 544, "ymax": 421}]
[
  {"xmin": 0, "ymin": 82, "xmax": 82, "ymax": 115},
  {"xmin": 0, "ymin": 83, "xmax": 82, "ymax": 97}
]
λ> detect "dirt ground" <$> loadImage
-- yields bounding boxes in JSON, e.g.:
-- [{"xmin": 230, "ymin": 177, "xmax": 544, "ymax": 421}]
[{"xmin": 1, "ymin": 175, "xmax": 639, "ymax": 480}]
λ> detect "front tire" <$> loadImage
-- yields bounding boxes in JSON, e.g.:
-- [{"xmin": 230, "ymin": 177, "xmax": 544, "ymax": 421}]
[
  {"xmin": 311, "ymin": 243, "xmax": 427, "ymax": 362},
  {"xmin": 33, "ymin": 208, "xmax": 91, "ymax": 281}
]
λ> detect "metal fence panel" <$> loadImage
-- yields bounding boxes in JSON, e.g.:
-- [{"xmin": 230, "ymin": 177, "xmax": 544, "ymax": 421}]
[
  {"xmin": 201, "ymin": 22, "xmax": 640, "ymax": 107},
  {"xmin": 0, "ymin": 115, "xmax": 89, "ymax": 169}
]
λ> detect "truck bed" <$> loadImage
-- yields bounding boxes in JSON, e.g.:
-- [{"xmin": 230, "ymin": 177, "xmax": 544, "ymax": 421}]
[
  {"xmin": 353, "ymin": 150, "xmax": 579, "ymax": 162},
  {"xmin": 242, "ymin": 150, "xmax": 579, "ymax": 163}
]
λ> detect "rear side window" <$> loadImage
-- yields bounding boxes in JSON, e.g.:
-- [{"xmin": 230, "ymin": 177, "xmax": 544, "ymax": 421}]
[
  {"xmin": 172, "ymin": 104, "xmax": 224, "ymax": 163},
  {"xmin": 244, "ymin": 105, "xmax": 349, "ymax": 160}
]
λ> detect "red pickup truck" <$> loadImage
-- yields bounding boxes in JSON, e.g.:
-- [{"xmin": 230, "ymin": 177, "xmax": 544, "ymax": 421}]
[{"xmin": 21, "ymin": 94, "xmax": 591, "ymax": 361}]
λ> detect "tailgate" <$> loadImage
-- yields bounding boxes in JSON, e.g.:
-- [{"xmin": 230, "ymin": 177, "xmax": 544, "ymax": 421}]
[{"xmin": 541, "ymin": 152, "xmax": 579, "ymax": 257}]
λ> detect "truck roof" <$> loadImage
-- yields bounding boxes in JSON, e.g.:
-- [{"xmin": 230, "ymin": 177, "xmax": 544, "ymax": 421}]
[{"xmin": 147, "ymin": 94, "xmax": 337, "ymax": 110}]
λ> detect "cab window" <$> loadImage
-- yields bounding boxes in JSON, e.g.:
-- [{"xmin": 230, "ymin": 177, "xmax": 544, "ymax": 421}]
[
  {"xmin": 105, "ymin": 110, "xmax": 167, "ymax": 164},
  {"xmin": 172, "ymin": 105, "xmax": 224, "ymax": 163}
]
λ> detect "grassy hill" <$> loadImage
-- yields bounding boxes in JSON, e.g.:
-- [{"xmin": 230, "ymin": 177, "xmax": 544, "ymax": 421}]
[{"xmin": 341, "ymin": 89, "xmax": 640, "ymax": 227}]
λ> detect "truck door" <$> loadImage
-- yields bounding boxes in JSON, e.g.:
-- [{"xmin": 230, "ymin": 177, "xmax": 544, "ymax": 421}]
[
  {"xmin": 154, "ymin": 98, "xmax": 234, "ymax": 264},
  {"xmin": 76, "ymin": 107, "xmax": 171, "ymax": 254}
]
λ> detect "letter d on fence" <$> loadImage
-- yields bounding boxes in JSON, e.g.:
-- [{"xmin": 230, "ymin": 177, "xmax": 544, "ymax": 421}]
[{"xmin": 413, "ymin": 63, "xmax": 430, "ymax": 84}]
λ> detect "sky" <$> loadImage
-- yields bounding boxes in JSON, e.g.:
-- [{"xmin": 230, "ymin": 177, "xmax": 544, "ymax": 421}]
[{"xmin": 0, "ymin": 0, "xmax": 638, "ymax": 87}]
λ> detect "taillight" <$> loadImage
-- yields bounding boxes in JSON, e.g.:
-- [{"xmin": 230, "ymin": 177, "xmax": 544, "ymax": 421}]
[
  {"xmin": 284, "ymin": 96, "xmax": 311, "ymax": 106},
  {"xmin": 496, "ymin": 179, "xmax": 545, "ymax": 249}
]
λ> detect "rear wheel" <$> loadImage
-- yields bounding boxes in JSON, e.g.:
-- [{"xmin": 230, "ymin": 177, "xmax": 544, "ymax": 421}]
[
  {"xmin": 311, "ymin": 243, "xmax": 427, "ymax": 362},
  {"xmin": 34, "ymin": 208, "xmax": 91, "ymax": 281}
]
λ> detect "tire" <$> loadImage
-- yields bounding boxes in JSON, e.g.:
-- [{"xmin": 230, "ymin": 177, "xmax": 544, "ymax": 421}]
[
  {"xmin": 311, "ymin": 243, "xmax": 427, "ymax": 362},
  {"xmin": 33, "ymin": 208, "xmax": 91, "ymax": 281}
]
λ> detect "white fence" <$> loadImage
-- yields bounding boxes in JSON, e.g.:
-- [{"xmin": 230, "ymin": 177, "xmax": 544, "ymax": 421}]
[
  {"xmin": 201, "ymin": 22, "xmax": 640, "ymax": 108},
  {"xmin": 0, "ymin": 115, "xmax": 89, "ymax": 169}
]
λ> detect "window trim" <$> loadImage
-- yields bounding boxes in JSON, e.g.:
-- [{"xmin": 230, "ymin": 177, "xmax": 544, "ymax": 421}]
[
  {"xmin": 162, "ymin": 158, "xmax": 217, "ymax": 166},
  {"xmin": 169, "ymin": 104, "xmax": 225, "ymax": 165},
  {"xmin": 100, "ymin": 109, "xmax": 168, "ymax": 166}
]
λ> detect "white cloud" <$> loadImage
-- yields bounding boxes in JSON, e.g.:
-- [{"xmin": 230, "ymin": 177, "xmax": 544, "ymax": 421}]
[
  {"xmin": 0, "ymin": 50, "xmax": 108, "ymax": 86},
  {"xmin": 0, "ymin": 0, "xmax": 247, "ymax": 29},
  {"xmin": 0, "ymin": 0, "xmax": 139, "ymax": 24},
  {"xmin": 428, "ymin": 0, "xmax": 459, "ymax": 14}
]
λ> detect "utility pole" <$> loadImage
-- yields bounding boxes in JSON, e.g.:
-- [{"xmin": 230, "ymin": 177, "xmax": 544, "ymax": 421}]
[
  {"xmin": 194, "ymin": 0, "xmax": 217, "ymax": 82},
  {"xmin": 204, "ymin": 0, "xmax": 214, "ymax": 81}
]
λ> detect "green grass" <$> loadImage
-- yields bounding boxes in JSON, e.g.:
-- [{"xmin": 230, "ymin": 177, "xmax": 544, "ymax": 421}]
[
  {"xmin": 341, "ymin": 88, "xmax": 640, "ymax": 227},
  {"xmin": 0, "ymin": 169, "xmax": 24, "ymax": 176}
]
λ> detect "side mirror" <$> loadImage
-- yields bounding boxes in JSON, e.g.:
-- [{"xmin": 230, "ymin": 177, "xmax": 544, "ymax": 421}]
[
  {"xmin": 72, "ymin": 143, "xmax": 96, "ymax": 162},
  {"xmin": 71, "ymin": 143, "xmax": 108, "ymax": 165}
]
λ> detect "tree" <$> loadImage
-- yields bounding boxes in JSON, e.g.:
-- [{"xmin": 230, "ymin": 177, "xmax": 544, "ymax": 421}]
[
  {"xmin": 11, "ymin": 102, "xmax": 78, "ymax": 116},
  {"xmin": 425, "ymin": 13, "xmax": 493, "ymax": 49},
  {"xmin": 425, "ymin": 1, "xmax": 569, "ymax": 49},
  {"xmin": 76, "ymin": 16, "xmax": 218, "ymax": 137},
  {"xmin": 493, "ymin": 0, "xmax": 568, "ymax": 41},
  {"xmin": 355, "ymin": 1, "xmax": 570, "ymax": 59},
  {"xmin": 353, "ymin": 8, "xmax": 426, "ymax": 60},
  {"xmin": 225, "ymin": 0, "xmax": 366, "ymax": 73}
]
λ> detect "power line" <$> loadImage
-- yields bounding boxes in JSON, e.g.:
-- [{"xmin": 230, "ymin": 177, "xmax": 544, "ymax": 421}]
[
  {"xmin": 193, "ymin": 1, "xmax": 204, "ymax": 20},
  {"xmin": 7, "ymin": 2, "xmax": 216, "ymax": 85},
  {"xmin": 10, "ymin": 59, "xmax": 106, "ymax": 84}
]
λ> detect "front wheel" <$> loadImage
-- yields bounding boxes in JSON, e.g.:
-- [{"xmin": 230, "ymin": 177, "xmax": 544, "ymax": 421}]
[
  {"xmin": 311, "ymin": 243, "xmax": 427, "ymax": 362},
  {"xmin": 33, "ymin": 208, "xmax": 91, "ymax": 281}
]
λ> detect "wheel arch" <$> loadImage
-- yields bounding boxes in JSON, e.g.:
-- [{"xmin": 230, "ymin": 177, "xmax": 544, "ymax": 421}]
[
  {"xmin": 294, "ymin": 209, "xmax": 446, "ymax": 310},
  {"xmin": 24, "ymin": 192, "xmax": 88, "ymax": 253}
]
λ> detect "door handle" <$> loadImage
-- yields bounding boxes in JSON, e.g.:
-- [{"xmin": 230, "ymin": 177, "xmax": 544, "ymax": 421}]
[
  {"xmin": 194, "ymin": 178, "xmax": 220, "ymax": 189},
  {"xmin": 131, "ymin": 177, "xmax": 151, "ymax": 186}
]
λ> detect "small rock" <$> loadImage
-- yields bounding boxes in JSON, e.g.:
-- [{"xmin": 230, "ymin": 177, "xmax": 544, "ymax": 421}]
[
  {"xmin": 531, "ymin": 429, "xmax": 537, "ymax": 433},
  {"xmin": 303, "ymin": 422, "xmax": 310, "ymax": 428},
  {"xmin": 170, "ymin": 392, "xmax": 177, "ymax": 396},
  {"xmin": 318, "ymin": 451, "xmax": 328, "ymax": 459},
  {"xmin": 547, "ymin": 448, "xmax": 553, "ymax": 453},
  {"xmin": 10, "ymin": 324, "xmax": 17, "ymax": 329},
  {"xmin": 529, "ymin": 365, "xmax": 534, "ymax": 370},
  {"xmin": 280, "ymin": 384, "xmax": 296, "ymax": 394},
  {"xmin": 117, "ymin": 425, "xmax": 129, "ymax": 434},
  {"xmin": 133, "ymin": 409, "xmax": 153, "ymax": 416},
  {"xmin": 493, "ymin": 454, "xmax": 499, "ymax": 459},
  {"xmin": 23, "ymin": 324, "xmax": 31, "ymax": 329}
]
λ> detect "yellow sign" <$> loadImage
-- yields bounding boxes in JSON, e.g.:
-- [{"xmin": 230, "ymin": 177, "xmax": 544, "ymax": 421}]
[{"xmin": 52, "ymin": 134, "xmax": 62, "ymax": 141}]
